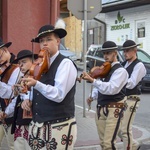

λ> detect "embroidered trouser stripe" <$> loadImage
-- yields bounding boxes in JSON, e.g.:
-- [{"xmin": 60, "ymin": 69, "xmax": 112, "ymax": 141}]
[
  {"xmin": 65, "ymin": 121, "xmax": 76, "ymax": 150},
  {"xmin": 118, "ymin": 98, "xmax": 140, "ymax": 150},
  {"xmin": 111, "ymin": 107, "xmax": 124, "ymax": 150}
]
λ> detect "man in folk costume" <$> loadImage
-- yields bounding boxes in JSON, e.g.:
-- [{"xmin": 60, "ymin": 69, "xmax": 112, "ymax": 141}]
[
  {"xmin": 21, "ymin": 20, "xmax": 78, "ymax": 150},
  {"xmin": 0, "ymin": 38, "xmax": 21, "ymax": 150},
  {"xmin": 118, "ymin": 40, "xmax": 146, "ymax": 150},
  {"xmin": 8, "ymin": 49, "xmax": 38, "ymax": 150},
  {"xmin": 82, "ymin": 41, "xmax": 128, "ymax": 150}
]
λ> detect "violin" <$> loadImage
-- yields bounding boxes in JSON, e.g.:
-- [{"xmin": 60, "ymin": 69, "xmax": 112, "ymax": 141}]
[
  {"xmin": 89, "ymin": 62, "xmax": 111, "ymax": 79},
  {"xmin": 15, "ymin": 49, "xmax": 50, "ymax": 94},
  {"xmin": 29, "ymin": 49, "xmax": 50, "ymax": 80},
  {"xmin": 77, "ymin": 62, "xmax": 111, "ymax": 82}
]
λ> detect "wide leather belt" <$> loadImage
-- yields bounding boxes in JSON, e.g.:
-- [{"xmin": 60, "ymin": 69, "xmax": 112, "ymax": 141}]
[
  {"xmin": 97, "ymin": 102, "xmax": 124, "ymax": 109},
  {"xmin": 107, "ymin": 102, "xmax": 124, "ymax": 109},
  {"xmin": 127, "ymin": 95, "xmax": 140, "ymax": 101}
]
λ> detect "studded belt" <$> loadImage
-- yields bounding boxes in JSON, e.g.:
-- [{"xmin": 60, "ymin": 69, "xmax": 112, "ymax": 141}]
[
  {"xmin": 107, "ymin": 102, "xmax": 124, "ymax": 109},
  {"xmin": 44, "ymin": 116, "xmax": 74, "ymax": 125},
  {"xmin": 127, "ymin": 95, "xmax": 140, "ymax": 101}
]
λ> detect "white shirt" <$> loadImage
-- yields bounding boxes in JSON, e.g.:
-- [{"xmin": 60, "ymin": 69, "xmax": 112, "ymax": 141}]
[
  {"xmin": 124, "ymin": 61, "xmax": 146, "ymax": 89},
  {"xmin": 34, "ymin": 51, "xmax": 77, "ymax": 103},
  {"xmin": 0, "ymin": 67, "xmax": 21, "ymax": 99},
  {"xmin": 5, "ymin": 91, "xmax": 31, "ymax": 117},
  {"xmin": 91, "ymin": 62, "xmax": 129, "ymax": 100},
  {"xmin": 0, "ymin": 66, "xmax": 23, "ymax": 117}
]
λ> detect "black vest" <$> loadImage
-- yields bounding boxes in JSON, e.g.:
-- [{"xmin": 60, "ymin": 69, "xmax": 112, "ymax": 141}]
[
  {"xmin": 97, "ymin": 63, "xmax": 126, "ymax": 106},
  {"xmin": 32, "ymin": 54, "xmax": 76, "ymax": 123},
  {"xmin": 122, "ymin": 59, "xmax": 141, "ymax": 96}
]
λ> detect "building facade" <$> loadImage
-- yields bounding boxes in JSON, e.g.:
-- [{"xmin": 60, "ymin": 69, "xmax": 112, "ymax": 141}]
[
  {"xmin": 104, "ymin": 4, "xmax": 150, "ymax": 54},
  {"xmin": 1, "ymin": 0, "xmax": 60, "ymax": 54}
]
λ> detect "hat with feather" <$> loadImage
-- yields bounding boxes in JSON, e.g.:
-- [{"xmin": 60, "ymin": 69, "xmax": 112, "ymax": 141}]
[{"xmin": 33, "ymin": 19, "xmax": 67, "ymax": 43}]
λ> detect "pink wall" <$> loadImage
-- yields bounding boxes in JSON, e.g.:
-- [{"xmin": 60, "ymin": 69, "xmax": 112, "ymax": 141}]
[{"xmin": 2, "ymin": 0, "xmax": 60, "ymax": 55}]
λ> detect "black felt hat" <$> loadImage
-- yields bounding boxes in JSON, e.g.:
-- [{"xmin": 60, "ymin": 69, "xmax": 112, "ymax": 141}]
[
  {"xmin": 13, "ymin": 50, "xmax": 38, "ymax": 64},
  {"xmin": 33, "ymin": 24, "xmax": 67, "ymax": 43},
  {"xmin": 101, "ymin": 41, "xmax": 118, "ymax": 52},
  {"xmin": 0, "ymin": 38, "xmax": 12, "ymax": 49},
  {"xmin": 122, "ymin": 40, "xmax": 140, "ymax": 50}
]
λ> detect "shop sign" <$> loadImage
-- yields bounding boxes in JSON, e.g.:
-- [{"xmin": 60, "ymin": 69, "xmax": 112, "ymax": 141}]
[{"xmin": 111, "ymin": 11, "xmax": 130, "ymax": 31}]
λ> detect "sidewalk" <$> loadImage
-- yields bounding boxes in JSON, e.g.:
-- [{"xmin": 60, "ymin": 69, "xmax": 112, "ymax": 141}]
[{"xmin": 74, "ymin": 106, "xmax": 150, "ymax": 150}]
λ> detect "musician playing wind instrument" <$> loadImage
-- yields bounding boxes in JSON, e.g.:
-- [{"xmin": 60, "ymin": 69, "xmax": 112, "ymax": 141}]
[{"xmin": 82, "ymin": 41, "xmax": 128, "ymax": 150}]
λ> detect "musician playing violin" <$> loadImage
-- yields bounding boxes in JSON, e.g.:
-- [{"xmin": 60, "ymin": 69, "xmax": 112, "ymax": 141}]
[
  {"xmin": 82, "ymin": 41, "xmax": 129, "ymax": 150},
  {"xmin": 21, "ymin": 23, "xmax": 77, "ymax": 150},
  {"xmin": 9, "ymin": 49, "xmax": 38, "ymax": 150},
  {"xmin": 0, "ymin": 38, "xmax": 21, "ymax": 150}
]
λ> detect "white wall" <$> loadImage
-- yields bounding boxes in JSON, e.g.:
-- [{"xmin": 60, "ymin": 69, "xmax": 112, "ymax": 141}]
[{"xmin": 104, "ymin": 5, "xmax": 150, "ymax": 54}]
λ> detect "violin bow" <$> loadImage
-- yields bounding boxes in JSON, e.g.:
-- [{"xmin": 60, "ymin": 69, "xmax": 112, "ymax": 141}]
[{"xmin": 88, "ymin": 59, "xmax": 97, "ymax": 111}]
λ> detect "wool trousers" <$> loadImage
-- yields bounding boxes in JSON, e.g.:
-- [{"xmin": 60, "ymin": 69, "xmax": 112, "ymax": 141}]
[
  {"xmin": 0, "ymin": 124, "xmax": 14, "ymax": 150},
  {"xmin": 14, "ymin": 125, "xmax": 31, "ymax": 150},
  {"xmin": 95, "ymin": 100, "xmax": 125, "ymax": 150},
  {"xmin": 28, "ymin": 117, "xmax": 77, "ymax": 150},
  {"xmin": 118, "ymin": 97, "xmax": 140, "ymax": 150}
]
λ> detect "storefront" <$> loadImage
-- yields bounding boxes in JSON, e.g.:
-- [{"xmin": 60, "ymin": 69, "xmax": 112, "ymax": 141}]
[{"xmin": 103, "ymin": 4, "xmax": 150, "ymax": 54}]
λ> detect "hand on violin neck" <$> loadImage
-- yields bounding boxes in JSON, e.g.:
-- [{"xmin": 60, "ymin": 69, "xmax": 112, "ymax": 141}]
[
  {"xmin": 21, "ymin": 77, "xmax": 37, "ymax": 88},
  {"xmin": 81, "ymin": 72, "xmax": 94, "ymax": 83}
]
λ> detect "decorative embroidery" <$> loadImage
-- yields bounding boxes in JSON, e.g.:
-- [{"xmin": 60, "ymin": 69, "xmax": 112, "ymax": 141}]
[
  {"xmin": 114, "ymin": 108, "xmax": 120, "ymax": 118},
  {"xmin": 14, "ymin": 126, "xmax": 22, "ymax": 141},
  {"xmin": 61, "ymin": 134, "xmax": 73, "ymax": 146},
  {"xmin": 23, "ymin": 126, "xmax": 29, "ymax": 141},
  {"xmin": 29, "ymin": 124, "xmax": 45, "ymax": 150},
  {"xmin": 46, "ymin": 138, "xmax": 57, "ymax": 150},
  {"xmin": 130, "ymin": 106, "xmax": 137, "ymax": 112},
  {"xmin": 29, "ymin": 135, "xmax": 45, "ymax": 150}
]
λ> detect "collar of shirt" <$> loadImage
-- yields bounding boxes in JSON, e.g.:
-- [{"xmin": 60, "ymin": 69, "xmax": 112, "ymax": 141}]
[
  {"xmin": 124, "ymin": 61, "xmax": 132, "ymax": 68},
  {"xmin": 50, "ymin": 51, "xmax": 59, "ymax": 64},
  {"xmin": 111, "ymin": 61, "xmax": 120, "ymax": 67}
]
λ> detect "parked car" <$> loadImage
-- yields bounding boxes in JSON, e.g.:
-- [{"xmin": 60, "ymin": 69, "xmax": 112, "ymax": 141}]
[
  {"xmin": 59, "ymin": 44, "xmax": 77, "ymax": 61},
  {"xmin": 86, "ymin": 44, "xmax": 150, "ymax": 91}
]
